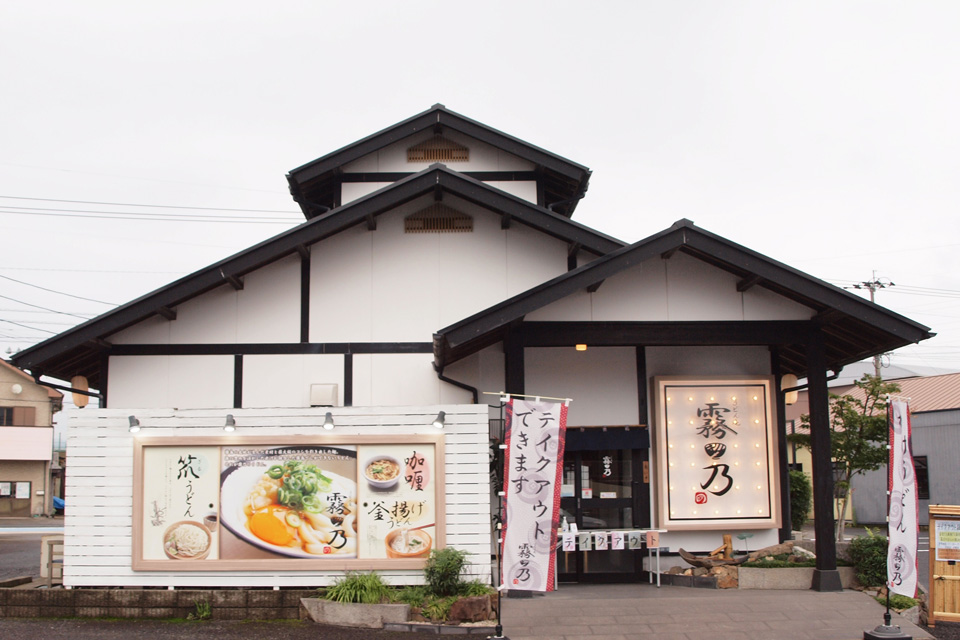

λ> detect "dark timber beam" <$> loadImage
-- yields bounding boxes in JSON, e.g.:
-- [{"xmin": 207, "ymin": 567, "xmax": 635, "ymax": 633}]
[
  {"xmin": 501, "ymin": 213, "xmax": 512, "ymax": 230},
  {"xmin": 224, "ymin": 274, "xmax": 244, "ymax": 291},
  {"xmin": 366, "ymin": 213, "xmax": 377, "ymax": 231},
  {"xmin": 157, "ymin": 306, "xmax": 176, "ymax": 321},
  {"xmin": 807, "ymin": 329, "xmax": 843, "ymax": 591},
  {"xmin": 515, "ymin": 321, "xmax": 810, "ymax": 347},
  {"xmin": 86, "ymin": 338, "xmax": 111, "ymax": 349},
  {"xmin": 737, "ymin": 275, "xmax": 762, "ymax": 292},
  {"xmin": 661, "ymin": 247, "xmax": 680, "ymax": 260},
  {"xmin": 296, "ymin": 244, "xmax": 310, "ymax": 260},
  {"xmin": 586, "ymin": 280, "xmax": 604, "ymax": 293}
]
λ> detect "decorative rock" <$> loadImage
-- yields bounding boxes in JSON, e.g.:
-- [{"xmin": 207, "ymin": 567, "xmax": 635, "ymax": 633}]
[
  {"xmin": 709, "ymin": 565, "xmax": 739, "ymax": 589},
  {"xmin": 447, "ymin": 596, "xmax": 492, "ymax": 623},
  {"xmin": 666, "ymin": 566, "xmax": 684, "ymax": 575},
  {"xmin": 692, "ymin": 567, "xmax": 709, "ymax": 577}
]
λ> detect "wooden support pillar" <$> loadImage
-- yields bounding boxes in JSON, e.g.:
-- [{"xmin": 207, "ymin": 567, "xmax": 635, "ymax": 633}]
[
  {"xmin": 771, "ymin": 351, "xmax": 793, "ymax": 544},
  {"xmin": 504, "ymin": 331, "xmax": 524, "ymax": 396},
  {"xmin": 807, "ymin": 330, "xmax": 842, "ymax": 591}
]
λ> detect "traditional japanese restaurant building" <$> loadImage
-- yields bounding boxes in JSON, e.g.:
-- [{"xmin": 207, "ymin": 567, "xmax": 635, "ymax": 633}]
[{"xmin": 11, "ymin": 105, "xmax": 933, "ymax": 591}]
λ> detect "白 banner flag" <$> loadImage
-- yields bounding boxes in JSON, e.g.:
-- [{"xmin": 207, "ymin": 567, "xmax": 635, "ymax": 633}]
[
  {"xmin": 500, "ymin": 398, "xmax": 567, "ymax": 592},
  {"xmin": 887, "ymin": 400, "xmax": 918, "ymax": 598}
]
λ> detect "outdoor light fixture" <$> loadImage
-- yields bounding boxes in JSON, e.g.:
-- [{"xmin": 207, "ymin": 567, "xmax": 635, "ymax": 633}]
[
  {"xmin": 781, "ymin": 373, "xmax": 799, "ymax": 406},
  {"xmin": 322, "ymin": 412, "xmax": 335, "ymax": 430},
  {"xmin": 224, "ymin": 414, "xmax": 236, "ymax": 432},
  {"xmin": 128, "ymin": 416, "xmax": 141, "ymax": 433},
  {"xmin": 575, "ymin": 344, "xmax": 587, "ymax": 351},
  {"xmin": 432, "ymin": 411, "xmax": 445, "ymax": 429}
]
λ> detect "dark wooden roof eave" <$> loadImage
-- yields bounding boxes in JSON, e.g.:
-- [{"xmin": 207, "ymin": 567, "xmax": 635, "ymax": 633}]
[
  {"xmin": 433, "ymin": 219, "xmax": 933, "ymax": 376},
  {"xmin": 12, "ymin": 166, "xmax": 624, "ymax": 383},
  {"xmin": 286, "ymin": 105, "xmax": 592, "ymax": 219}
]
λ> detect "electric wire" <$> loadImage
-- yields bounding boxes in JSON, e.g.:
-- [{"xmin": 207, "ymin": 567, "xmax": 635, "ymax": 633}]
[{"xmin": 0, "ymin": 274, "xmax": 116, "ymax": 305}]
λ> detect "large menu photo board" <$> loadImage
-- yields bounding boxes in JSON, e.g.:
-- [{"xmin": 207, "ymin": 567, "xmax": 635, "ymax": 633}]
[{"xmin": 133, "ymin": 435, "xmax": 444, "ymax": 571}]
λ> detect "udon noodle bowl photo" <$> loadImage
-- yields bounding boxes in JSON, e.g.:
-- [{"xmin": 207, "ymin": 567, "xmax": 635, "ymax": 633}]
[
  {"xmin": 241, "ymin": 460, "xmax": 358, "ymax": 556},
  {"xmin": 364, "ymin": 455, "xmax": 400, "ymax": 489},
  {"xmin": 384, "ymin": 528, "xmax": 432, "ymax": 559},
  {"xmin": 163, "ymin": 521, "xmax": 211, "ymax": 560}
]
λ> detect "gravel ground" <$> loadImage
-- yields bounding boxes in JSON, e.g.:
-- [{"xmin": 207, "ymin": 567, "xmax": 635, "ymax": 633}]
[
  {"xmin": 929, "ymin": 621, "xmax": 960, "ymax": 640},
  {"xmin": 0, "ymin": 619, "xmax": 450, "ymax": 640}
]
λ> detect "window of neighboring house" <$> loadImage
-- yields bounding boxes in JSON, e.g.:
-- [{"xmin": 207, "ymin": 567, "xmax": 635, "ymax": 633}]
[
  {"xmin": 914, "ymin": 455, "xmax": 930, "ymax": 500},
  {"xmin": 0, "ymin": 407, "xmax": 35, "ymax": 426}
]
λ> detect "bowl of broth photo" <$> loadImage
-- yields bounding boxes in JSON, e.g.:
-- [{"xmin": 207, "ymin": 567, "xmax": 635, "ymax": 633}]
[
  {"xmin": 363, "ymin": 455, "xmax": 402, "ymax": 490},
  {"xmin": 384, "ymin": 527, "xmax": 432, "ymax": 559}
]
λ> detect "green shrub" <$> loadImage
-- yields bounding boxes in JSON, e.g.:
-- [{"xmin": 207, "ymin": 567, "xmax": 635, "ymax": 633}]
[
  {"xmin": 459, "ymin": 579, "xmax": 495, "ymax": 597},
  {"xmin": 187, "ymin": 599, "xmax": 211, "ymax": 620},
  {"xmin": 392, "ymin": 584, "xmax": 431, "ymax": 606},
  {"xmin": 323, "ymin": 571, "xmax": 392, "ymax": 604},
  {"xmin": 424, "ymin": 547, "xmax": 470, "ymax": 597},
  {"xmin": 421, "ymin": 595, "xmax": 458, "ymax": 622},
  {"xmin": 848, "ymin": 530, "xmax": 888, "ymax": 587},
  {"xmin": 789, "ymin": 470, "xmax": 812, "ymax": 531}
]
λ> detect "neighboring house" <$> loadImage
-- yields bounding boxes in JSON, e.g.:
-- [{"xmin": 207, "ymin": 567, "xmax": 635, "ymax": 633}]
[
  {"xmin": 847, "ymin": 372, "xmax": 960, "ymax": 526},
  {"xmin": 784, "ymin": 363, "xmax": 956, "ymax": 525},
  {"xmin": 11, "ymin": 105, "xmax": 932, "ymax": 589},
  {"xmin": 0, "ymin": 359, "xmax": 63, "ymax": 516}
]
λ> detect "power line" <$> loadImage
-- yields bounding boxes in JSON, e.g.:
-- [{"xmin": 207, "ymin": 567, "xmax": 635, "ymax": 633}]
[
  {"xmin": 0, "ymin": 194, "xmax": 298, "ymax": 214},
  {"xmin": 0, "ymin": 274, "xmax": 116, "ymax": 305},
  {"xmin": 0, "ymin": 208, "xmax": 300, "ymax": 224},
  {"xmin": 0, "ymin": 318, "xmax": 58, "ymax": 334},
  {"xmin": 0, "ymin": 294, "xmax": 92, "ymax": 319}
]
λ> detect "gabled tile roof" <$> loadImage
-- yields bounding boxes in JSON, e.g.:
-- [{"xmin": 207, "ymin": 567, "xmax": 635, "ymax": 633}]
[
  {"xmin": 433, "ymin": 219, "xmax": 934, "ymax": 377},
  {"xmin": 11, "ymin": 166, "xmax": 624, "ymax": 387},
  {"xmin": 287, "ymin": 104, "xmax": 592, "ymax": 219}
]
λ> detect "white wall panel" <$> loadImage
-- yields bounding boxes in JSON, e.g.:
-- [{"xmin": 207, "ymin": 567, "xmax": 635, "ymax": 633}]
[
  {"xmin": 237, "ymin": 254, "xmax": 301, "ymax": 343},
  {"xmin": 506, "ymin": 223, "xmax": 567, "ymax": 296},
  {"xmin": 108, "ymin": 315, "xmax": 171, "ymax": 345},
  {"xmin": 592, "ymin": 261, "xmax": 669, "ymax": 321},
  {"xmin": 743, "ymin": 285, "xmax": 815, "ymax": 320},
  {"xmin": 369, "ymin": 354, "xmax": 442, "ymax": 406},
  {"xmin": 370, "ymin": 211, "xmax": 440, "ymax": 341},
  {"xmin": 169, "ymin": 284, "xmax": 238, "ymax": 343},
  {"xmin": 309, "ymin": 224, "xmax": 374, "ymax": 342},
  {"xmin": 60, "ymin": 405, "xmax": 490, "ymax": 588},
  {"xmin": 242, "ymin": 354, "xmax": 344, "ymax": 408},
  {"xmin": 168, "ymin": 356, "xmax": 234, "ymax": 409},
  {"xmin": 525, "ymin": 289, "xmax": 592, "ymax": 322},
  {"xmin": 486, "ymin": 180, "xmax": 537, "ymax": 204},
  {"xmin": 108, "ymin": 356, "xmax": 233, "ymax": 409},
  {"xmin": 108, "ymin": 356, "xmax": 171, "ymax": 408},
  {"xmin": 665, "ymin": 253, "xmax": 742, "ymax": 320},
  {"xmin": 525, "ymin": 347, "xmax": 639, "ymax": 427},
  {"xmin": 341, "ymin": 182, "xmax": 392, "ymax": 205}
]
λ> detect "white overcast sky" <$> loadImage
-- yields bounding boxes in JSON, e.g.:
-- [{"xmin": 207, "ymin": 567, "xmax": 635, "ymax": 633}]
[{"xmin": 2, "ymin": 1, "xmax": 959, "ymax": 388}]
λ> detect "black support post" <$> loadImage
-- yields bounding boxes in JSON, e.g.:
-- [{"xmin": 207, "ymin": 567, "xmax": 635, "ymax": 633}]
[{"xmin": 807, "ymin": 330, "xmax": 843, "ymax": 591}]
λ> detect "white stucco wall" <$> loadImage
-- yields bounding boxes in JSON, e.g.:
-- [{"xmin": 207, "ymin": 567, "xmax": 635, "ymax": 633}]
[{"xmin": 526, "ymin": 252, "xmax": 815, "ymax": 323}]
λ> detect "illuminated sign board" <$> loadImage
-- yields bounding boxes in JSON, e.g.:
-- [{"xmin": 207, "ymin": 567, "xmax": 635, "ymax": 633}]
[{"xmin": 653, "ymin": 377, "xmax": 780, "ymax": 530}]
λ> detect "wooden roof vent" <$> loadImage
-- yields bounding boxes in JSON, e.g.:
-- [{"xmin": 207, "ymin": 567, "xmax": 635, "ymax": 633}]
[
  {"xmin": 407, "ymin": 135, "xmax": 469, "ymax": 163},
  {"xmin": 405, "ymin": 203, "xmax": 473, "ymax": 234}
]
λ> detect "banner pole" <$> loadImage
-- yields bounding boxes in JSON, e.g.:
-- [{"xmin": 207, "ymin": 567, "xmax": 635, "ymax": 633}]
[{"xmin": 490, "ymin": 399, "xmax": 509, "ymax": 640}]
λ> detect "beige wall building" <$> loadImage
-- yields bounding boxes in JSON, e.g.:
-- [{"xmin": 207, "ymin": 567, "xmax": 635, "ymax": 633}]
[{"xmin": 0, "ymin": 359, "xmax": 62, "ymax": 516}]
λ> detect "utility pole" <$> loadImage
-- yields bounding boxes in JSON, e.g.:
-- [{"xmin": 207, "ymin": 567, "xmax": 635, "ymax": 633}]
[{"xmin": 850, "ymin": 272, "xmax": 895, "ymax": 378}]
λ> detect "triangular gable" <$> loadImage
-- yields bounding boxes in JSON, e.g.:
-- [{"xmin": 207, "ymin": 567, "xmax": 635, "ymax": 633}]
[
  {"xmin": 433, "ymin": 219, "xmax": 933, "ymax": 376},
  {"xmin": 287, "ymin": 104, "xmax": 592, "ymax": 219},
  {"xmin": 12, "ymin": 166, "xmax": 623, "ymax": 386}
]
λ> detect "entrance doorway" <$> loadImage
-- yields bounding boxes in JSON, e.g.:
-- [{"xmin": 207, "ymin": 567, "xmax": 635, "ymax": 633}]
[{"xmin": 557, "ymin": 427, "xmax": 649, "ymax": 583}]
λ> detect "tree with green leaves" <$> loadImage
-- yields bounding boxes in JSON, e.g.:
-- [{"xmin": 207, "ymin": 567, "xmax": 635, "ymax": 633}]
[{"xmin": 788, "ymin": 374, "xmax": 900, "ymax": 541}]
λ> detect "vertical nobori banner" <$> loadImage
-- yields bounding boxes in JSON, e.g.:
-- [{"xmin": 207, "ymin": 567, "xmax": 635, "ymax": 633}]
[
  {"xmin": 887, "ymin": 400, "xmax": 918, "ymax": 597},
  {"xmin": 500, "ymin": 398, "xmax": 567, "ymax": 592}
]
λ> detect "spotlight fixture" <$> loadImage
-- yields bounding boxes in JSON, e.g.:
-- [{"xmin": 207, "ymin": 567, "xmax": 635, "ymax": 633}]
[
  {"xmin": 432, "ymin": 411, "xmax": 445, "ymax": 429},
  {"xmin": 322, "ymin": 412, "xmax": 335, "ymax": 430},
  {"xmin": 224, "ymin": 414, "xmax": 236, "ymax": 432},
  {"xmin": 575, "ymin": 344, "xmax": 587, "ymax": 351},
  {"xmin": 128, "ymin": 416, "xmax": 141, "ymax": 433}
]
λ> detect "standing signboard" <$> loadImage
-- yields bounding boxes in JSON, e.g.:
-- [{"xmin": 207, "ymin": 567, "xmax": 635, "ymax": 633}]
[
  {"xmin": 929, "ymin": 505, "xmax": 960, "ymax": 627},
  {"xmin": 500, "ymin": 397, "xmax": 568, "ymax": 592}
]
